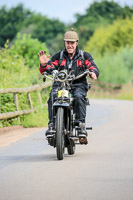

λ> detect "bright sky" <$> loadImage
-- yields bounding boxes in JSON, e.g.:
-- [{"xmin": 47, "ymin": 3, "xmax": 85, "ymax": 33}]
[{"xmin": 0, "ymin": 0, "xmax": 133, "ymax": 23}]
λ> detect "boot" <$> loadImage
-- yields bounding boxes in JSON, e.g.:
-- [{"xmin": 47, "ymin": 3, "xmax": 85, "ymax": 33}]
[
  {"xmin": 45, "ymin": 122, "xmax": 54, "ymax": 138},
  {"xmin": 78, "ymin": 123, "xmax": 88, "ymax": 138}
]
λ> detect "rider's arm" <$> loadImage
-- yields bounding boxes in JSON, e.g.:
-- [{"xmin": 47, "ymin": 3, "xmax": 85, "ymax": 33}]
[
  {"xmin": 84, "ymin": 52, "xmax": 99, "ymax": 78},
  {"xmin": 40, "ymin": 52, "xmax": 60, "ymax": 75}
]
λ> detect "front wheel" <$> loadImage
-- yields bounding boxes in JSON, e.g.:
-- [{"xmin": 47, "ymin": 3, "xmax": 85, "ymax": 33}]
[{"xmin": 56, "ymin": 107, "xmax": 65, "ymax": 160}]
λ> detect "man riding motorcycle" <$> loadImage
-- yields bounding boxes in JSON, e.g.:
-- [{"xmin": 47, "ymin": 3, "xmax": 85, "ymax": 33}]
[{"xmin": 38, "ymin": 28, "xmax": 99, "ymax": 138}]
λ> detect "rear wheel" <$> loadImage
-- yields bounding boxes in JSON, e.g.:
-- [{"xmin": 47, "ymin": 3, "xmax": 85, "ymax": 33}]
[
  {"xmin": 56, "ymin": 107, "xmax": 65, "ymax": 160},
  {"xmin": 67, "ymin": 145, "xmax": 75, "ymax": 155}
]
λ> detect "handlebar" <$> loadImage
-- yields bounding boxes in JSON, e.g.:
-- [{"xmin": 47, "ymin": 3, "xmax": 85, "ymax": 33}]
[
  {"xmin": 70, "ymin": 69, "xmax": 92, "ymax": 81},
  {"xmin": 43, "ymin": 73, "xmax": 54, "ymax": 81},
  {"xmin": 43, "ymin": 69, "xmax": 92, "ymax": 82}
]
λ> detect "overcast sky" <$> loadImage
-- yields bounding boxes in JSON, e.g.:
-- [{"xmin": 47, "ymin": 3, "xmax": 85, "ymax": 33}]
[{"xmin": 0, "ymin": 0, "xmax": 133, "ymax": 23}]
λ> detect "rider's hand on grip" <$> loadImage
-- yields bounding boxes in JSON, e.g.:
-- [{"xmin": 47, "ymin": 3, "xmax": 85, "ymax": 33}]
[{"xmin": 89, "ymin": 72, "xmax": 97, "ymax": 80}]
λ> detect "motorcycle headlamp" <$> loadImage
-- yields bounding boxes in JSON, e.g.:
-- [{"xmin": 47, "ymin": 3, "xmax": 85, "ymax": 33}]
[{"xmin": 56, "ymin": 71, "xmax": 67, "ymax": 82}]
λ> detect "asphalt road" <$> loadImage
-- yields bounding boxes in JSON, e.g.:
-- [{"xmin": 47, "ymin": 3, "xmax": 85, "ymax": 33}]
[{"xmin": 0, "ymin": 99, "xmax": 133, "ymax": 200}]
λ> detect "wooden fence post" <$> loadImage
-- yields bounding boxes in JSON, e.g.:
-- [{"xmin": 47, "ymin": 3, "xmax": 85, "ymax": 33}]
[
  {"xmin": 37, "ymin": 91, "xmax": 42, "ymax": 105},
  {"xmin": 27, "ymin": 93, "xmax": 33, "ymax": 109},
  {"xmin": 13, "ymin": 93, "xmax": 19, "ymax": 111}
]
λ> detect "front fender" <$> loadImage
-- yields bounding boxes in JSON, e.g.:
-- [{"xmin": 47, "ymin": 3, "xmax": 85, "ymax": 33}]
[{"xmin": 53, "ymin": 102, "xmax": 70, "ymax": 107}]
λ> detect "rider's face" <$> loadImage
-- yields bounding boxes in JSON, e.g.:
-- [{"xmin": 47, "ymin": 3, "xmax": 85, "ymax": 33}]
[{"xmin": 65, "ymin": 41, "xmax": 78, "ymax": 54}]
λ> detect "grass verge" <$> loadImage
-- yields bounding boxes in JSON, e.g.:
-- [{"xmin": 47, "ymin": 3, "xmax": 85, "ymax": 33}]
[
  {"xmin": 88, "ymin": 81, "xmax": 133, "ymax": 101},
  {"xmin": 21, "ymin": 106, "xmax": 48, "ymax": 128}
]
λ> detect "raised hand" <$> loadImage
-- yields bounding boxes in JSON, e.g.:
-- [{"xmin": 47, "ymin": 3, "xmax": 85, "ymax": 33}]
[
  {"xmin": 38, "ymin": 50, "xmax": 50, "ymax": 66},
  {"xmin": 89, "ymin": 72, "xmax": 97, "ymax": 80}
]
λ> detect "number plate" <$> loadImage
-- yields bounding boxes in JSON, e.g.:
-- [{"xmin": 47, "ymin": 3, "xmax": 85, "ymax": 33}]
[{"xmin": 58, "ymin": 90, "xmax": 69, "ymax": 97}]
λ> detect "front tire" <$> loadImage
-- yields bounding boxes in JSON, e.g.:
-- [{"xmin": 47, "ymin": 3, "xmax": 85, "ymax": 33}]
[{"xmin": 56, "ymin": 107, "xmax": 65, "ymax": 160}]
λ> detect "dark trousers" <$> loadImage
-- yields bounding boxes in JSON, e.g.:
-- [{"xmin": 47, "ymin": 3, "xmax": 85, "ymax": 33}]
[{"xmin": 47, "ymin": 87, "xmax": 87, "ymax": 125}]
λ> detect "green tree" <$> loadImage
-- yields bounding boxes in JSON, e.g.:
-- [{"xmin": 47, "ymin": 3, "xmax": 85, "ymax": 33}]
[
  {"xmin": 0, "ymin": 5, "xmax": 66, "ymax": 54},
  {"xmin": 73, "ymin": 0, "xmax": 133, "ymax": 48},
  {"xmin": 0, "ymin": 4, "xmax": 31, "ymax": 47},
  {"xmin": 84, "ymin": 17, "xmax": 133, "ymax": 55},
  {"xmin": 28, "ymin": 15, "xmax": 66, "ymax": 54}
]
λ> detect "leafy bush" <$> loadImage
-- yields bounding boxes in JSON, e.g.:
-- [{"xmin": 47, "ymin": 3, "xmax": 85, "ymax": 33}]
[
  {"xmin": 95, "ymin": 50, "xmax": 131, "ymax": 84},
  {"xmin": 84, "ymin": 17, "xmax": 133, "ymax": 55},
  {"xmin": 0, "ymin": 40, "xmax": 29, "ymax": 88},
  {"xmin": 0, "ymin": 38, "xmax": 50, "ymax": 128},
  {"xmin": 10, "ymin": 33, "xmax": 49, "ymax": 68},
  {"xmin": 120, "ymin": 46, "xmax": 133, "ymax": 73},
  {"xmin": 0, "ymin": 37, "xmax": 47, "ymax": 89}
]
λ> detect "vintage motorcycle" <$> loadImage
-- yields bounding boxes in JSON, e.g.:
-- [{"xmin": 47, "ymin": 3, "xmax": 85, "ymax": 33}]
[{"xmin": 43, "ymin": 69, "xmax": 92, "ymax": 160}]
